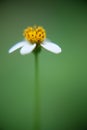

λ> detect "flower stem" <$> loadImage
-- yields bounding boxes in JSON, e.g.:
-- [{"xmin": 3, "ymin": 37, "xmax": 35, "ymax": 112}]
[{"xmin": 34, "ymin": 52, "xmax": 40, "ymax": 130}]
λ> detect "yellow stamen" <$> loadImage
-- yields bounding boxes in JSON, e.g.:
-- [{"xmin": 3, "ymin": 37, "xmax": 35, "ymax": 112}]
[{"xmin": 23, "ymin": 26, "xmax": 46, "ymax": 44}]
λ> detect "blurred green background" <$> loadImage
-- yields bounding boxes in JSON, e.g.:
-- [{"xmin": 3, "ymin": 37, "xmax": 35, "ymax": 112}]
[{"xmin": 0, "ymin": 0, "xmax": 87, "ymax": 130}]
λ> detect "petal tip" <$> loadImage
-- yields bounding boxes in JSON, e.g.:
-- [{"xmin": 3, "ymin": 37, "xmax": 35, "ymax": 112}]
[
  {"xmin": 57, "ymin": 48, "xmax": 62, "ymax": 54},
  {"xmin": 8, "ymin": 49, "xmax": 12, "ymax": 54}
]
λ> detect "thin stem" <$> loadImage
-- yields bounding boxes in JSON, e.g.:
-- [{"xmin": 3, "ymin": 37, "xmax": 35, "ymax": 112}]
[{"xmin": 34, "ymin": 52, "xmax": 40, "ymax": 130}]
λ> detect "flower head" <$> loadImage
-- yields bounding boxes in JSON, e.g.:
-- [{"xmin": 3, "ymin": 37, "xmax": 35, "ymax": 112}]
[{"xmin": 8, "ymin": 26, "xmax": 62, "ymax": 55}]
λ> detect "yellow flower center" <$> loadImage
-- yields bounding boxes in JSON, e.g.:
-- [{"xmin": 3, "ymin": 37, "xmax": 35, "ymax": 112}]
[{"xmin": 23, "ymin": 26, "xmax": 46, "ymax": 44}]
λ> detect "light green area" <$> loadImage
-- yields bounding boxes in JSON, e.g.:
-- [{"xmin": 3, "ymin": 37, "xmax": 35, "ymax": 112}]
[{"xmin": 0, "ymin": 0, "xmax": 87, "ymax": 130}]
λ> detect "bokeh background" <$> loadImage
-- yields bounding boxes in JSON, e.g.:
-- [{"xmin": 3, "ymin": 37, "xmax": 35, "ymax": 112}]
[{"xmin": 0, "ymin": 0, "xmax": 87, "ymax": 130}]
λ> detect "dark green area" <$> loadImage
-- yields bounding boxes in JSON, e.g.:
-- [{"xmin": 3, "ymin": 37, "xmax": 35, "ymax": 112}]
[{"xmin": 0, "ymin": 0, "xmax": 87, "ymax": 130}]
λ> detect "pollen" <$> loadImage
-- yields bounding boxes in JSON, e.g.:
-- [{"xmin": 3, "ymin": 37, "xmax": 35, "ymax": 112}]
[{"xmin": 23, "ymin": 26, "xmax": 46, "ymax": 44}]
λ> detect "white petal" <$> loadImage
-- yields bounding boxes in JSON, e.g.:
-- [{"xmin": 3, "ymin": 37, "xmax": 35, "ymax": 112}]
[
  {"xmin": 20, "ymin": 43, "xmax": 36, "ymax": 55},
  {"xmin": 8, "ymin": 41, "xmax": 27, "ymax": 53},
  {"xmin": 41, "ymin": 39, "xmax": 62, "ymax": 54}
]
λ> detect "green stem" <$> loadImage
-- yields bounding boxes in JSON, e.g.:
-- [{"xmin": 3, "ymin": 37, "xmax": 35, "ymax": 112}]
[{"xmin": 34, "ymin": 52, "xmax": 40, "ymax": 130}]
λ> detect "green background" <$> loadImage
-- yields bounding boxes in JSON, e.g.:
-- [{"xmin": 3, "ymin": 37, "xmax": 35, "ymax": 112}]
[{"xmin": 0, "ymin": 0, "xmax": 87, "ymax": 130}]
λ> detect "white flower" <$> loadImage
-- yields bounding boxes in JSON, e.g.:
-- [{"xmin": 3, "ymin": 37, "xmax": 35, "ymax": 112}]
[{"xmin": 8, "ymin": 26, "xmax": 62, "ymax": 55}]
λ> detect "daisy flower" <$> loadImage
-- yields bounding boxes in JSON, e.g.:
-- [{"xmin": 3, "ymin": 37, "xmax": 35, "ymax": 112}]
[{"xmin": 8, "ymin": 26, "xmax": 62, "ymax": 55}]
